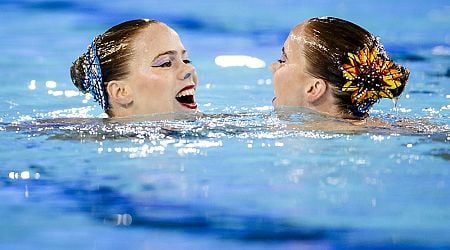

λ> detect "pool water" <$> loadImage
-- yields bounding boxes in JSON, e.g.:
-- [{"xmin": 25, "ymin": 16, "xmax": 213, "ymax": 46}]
[{"xmin": 1, "ymin": 1, "xmax": 449, "ymax": 249}]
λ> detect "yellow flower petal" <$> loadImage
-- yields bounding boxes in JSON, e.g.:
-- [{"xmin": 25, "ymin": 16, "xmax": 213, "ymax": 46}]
[
  {"xmin": 369, "ymin": 47, "xmax": 378, "ymax": 64},
  {"xmin": 368, "ymin": 90, "xmax": 383, "ymax": 102},
  {"xmin": 348, "ymin": 52, "xmax": 359, "ymax": 65},
  {"xmin": 343, "ymin": 71, "xmax": 355, "ymax": 80},
  {"xmin": 342, "ymin": 65, "xmax": 359, "ymax": 79},
  {"xmin": 383, "ymin": 78, "xmax": 402, "ymax": 89},
  {"xmin": 342, "ymin": 81, "xmax": 358, "ymax": 91},
  {"xmin": 357, "ymin": 91, "xmax": 367, "ymax": 103},
  {"xmin": 380, "ymin": 60, "xmax": 393, "ymax": 73},
  {"xmin": 358, "ymin": 47, "xmax": 369, "ymax": 64},
  {"xmin": 379, "ymin": 90, "xmax": 394, "ymax": 98},
  {"xmin": 388, "ymin": 69, "xmax": 402, "ymax": 79},
  {"xmin": 351, "ymin": 91, "xmax": 359, "ymax": 103}
]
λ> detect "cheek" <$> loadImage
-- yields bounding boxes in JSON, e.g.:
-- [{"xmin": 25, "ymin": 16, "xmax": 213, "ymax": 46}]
[
  {"xmin": 134, "ymin": 74, "xmax": 172, "ymax": 100},
  {"xmin": 142, "ymin": 69, "xmax": 165, "ymax": 82},
  {"xmin": 141, "ymin": 71, "xmax": 174, "ymax": 92},
  {"xmin": 273, "ymin": 67, "xmax": 290, "ymax": 93},
  {"xmin": 146, "ymin": 74, "xmax": 160, "ymax": 81}
]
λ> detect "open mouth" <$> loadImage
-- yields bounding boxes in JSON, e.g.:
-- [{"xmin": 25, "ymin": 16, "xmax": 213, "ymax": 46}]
[{"xmin": 175, "ymin": 85, "xmax": 197, "ymax": 109}]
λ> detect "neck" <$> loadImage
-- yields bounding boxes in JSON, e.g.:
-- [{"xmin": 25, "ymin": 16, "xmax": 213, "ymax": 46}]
[
  {"xmin": 107, "ymin": 104, "xmax": 135, "ymax": 118},
  {"xmin": 308, "ymin": 85, "xmax": 365, "ymax": 120},
  {"xmin": 307, "ymin": 87, "xmax": 343, "ymax": 118}
]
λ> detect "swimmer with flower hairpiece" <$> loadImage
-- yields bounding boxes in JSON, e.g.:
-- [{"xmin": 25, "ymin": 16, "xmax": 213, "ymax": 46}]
[
  {"xmin": 270, "ymin": 17, "xmax": 409, "ymax": 127},
  {"xmin": 71, "ymin": 19, "xmax": 199, "ymax": 118}
]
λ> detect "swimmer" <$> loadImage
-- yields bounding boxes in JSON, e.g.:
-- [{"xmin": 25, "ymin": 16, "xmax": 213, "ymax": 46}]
[
  {"xmin": 270, "ymin": 17, "xmax": 409, "ymax": 125},
  {"xmin": 71, "ymin": 19, "xmax": 199, "ymax": 118}
]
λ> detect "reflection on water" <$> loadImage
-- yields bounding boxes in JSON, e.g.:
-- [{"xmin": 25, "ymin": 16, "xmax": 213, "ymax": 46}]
[
  {"xmin": 6, "ymin": 107, "xmax": 448, "ymax": 139},
  {"xmin": 1, "ymin": 109, "xmax": 449, "ymax": 249}
]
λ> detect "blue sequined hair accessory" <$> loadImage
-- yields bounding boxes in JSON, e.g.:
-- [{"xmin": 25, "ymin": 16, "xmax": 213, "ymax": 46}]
[{"xmin": 81, "ymin": 39, "xmax": 108, "ymax": 111}]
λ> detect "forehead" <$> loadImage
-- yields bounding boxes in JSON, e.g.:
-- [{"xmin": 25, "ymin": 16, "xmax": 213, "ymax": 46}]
[
  {"xmin": 285, "ymin": 23, "xmax": 306, "ymax": 54},
  {"xmin": 132, "ymin": 23, "xmax": 185, "ymax": 56}
]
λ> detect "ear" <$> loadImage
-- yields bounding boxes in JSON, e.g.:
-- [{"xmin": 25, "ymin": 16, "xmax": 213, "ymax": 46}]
[
  {"xmin": 106, "ymin": 80, "xmax": 133, "ymax": 106},
  {"xmin": 305, "ymin": 78, "xmax": 327, "ymax": 103}
]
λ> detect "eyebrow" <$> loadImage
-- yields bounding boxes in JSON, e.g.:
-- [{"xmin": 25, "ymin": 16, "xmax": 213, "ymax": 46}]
[{"xmin": 152, "ymin": 50, "xmax": 187, "ymax": 61}]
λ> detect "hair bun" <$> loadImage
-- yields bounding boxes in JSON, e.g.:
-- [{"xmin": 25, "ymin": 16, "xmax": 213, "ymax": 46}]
[
  {"xmin": 340, "ymin": 46, "xmax": 409, "ymax": 116},
  {"xmin": 70, "ymin": 54, "xmax": 89, "ymax": 93}
]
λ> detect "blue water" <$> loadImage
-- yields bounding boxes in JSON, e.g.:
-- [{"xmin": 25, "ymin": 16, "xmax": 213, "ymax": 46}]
[{"xmin": 1, "ymin": 1, "xmax": 449, "ymax": 249}]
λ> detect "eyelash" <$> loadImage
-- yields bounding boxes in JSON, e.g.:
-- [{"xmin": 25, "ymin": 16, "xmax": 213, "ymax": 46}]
[
  {"xmin": 160, "ymin": 61, "xmax": 172, "ymax": 67},
  {"xmin": 153, "ymin": 59, "xmax": 191, "ymax": 68},
  {"xmin": 278, "ymin": 59, "xmax": 285, "ymax": 63}
]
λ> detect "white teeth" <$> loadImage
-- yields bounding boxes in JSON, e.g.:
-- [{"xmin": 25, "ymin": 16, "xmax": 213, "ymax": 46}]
[{"xmin": 176, "ymin": 88, "xmax": 195, "ymax": 98}]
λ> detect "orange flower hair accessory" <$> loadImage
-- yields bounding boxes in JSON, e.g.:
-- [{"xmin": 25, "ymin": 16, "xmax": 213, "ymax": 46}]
[{"xmin": 340, "ymin": 46, "xmax": 406, "ymax": 115}]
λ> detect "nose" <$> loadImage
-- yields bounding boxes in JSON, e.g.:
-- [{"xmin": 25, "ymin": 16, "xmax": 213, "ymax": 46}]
[
  {"xmin": 269, "ymin": 61, "xmax": 279, "ymax": 74},
  {"xmin": 179, "ymin": 62, "xmax": 196, "ymax": 82}
]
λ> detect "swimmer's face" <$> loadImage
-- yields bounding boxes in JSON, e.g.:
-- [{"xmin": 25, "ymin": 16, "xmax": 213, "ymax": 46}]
[
  {"xmin": 124, "ymin": 23, "xmax": 198, "ymax": 116},
  {"xmin": 270, "ymin": 24, "xmax": 318, "ymax": 109}
]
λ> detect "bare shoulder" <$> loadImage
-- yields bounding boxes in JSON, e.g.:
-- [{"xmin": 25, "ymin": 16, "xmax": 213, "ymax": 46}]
[
  {"xmin": 350, "ymin": 117, "xmax": 392, "ymax": 128},
  {"xmin": 286, "ymin": 119, "xmax": 367, "ymax": 133},
  {"xmin": 285, "ymin": 116, "xmax": 447, "ymax": 134}
]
